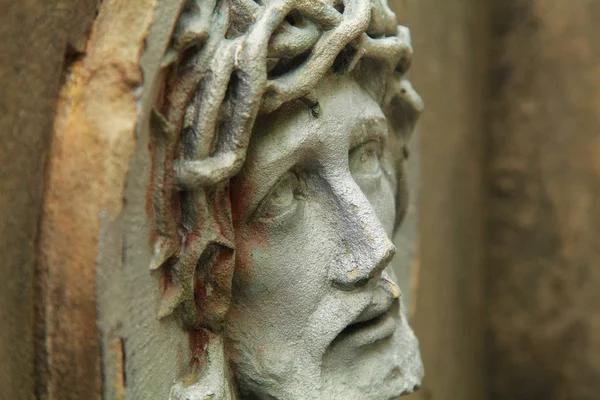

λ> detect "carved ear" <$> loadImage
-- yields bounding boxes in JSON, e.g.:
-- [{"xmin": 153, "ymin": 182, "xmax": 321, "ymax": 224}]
[{"xmin": 387, "ymin": 78, "xmax": 424, "ymax": 145}]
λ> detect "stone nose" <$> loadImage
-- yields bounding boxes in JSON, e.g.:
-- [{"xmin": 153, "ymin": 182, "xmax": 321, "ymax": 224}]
[
  {"xmin": 340, "ymin": 240, "xmax": 396, "ymax": 289},
  {"xmin": 327, "ymin": 175, "xmax": 397, "ymax": 290}
]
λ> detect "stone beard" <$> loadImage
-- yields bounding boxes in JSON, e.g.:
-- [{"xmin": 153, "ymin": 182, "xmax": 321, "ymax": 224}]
[{"xmin": 149, "ymin": 0, "xmax": 424, "ymax": 398}]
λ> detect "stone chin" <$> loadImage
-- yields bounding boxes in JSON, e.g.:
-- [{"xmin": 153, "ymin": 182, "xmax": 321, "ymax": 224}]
[{"xmin": 322, "ymin": 300, "xmax": 424, "ymax": 400}]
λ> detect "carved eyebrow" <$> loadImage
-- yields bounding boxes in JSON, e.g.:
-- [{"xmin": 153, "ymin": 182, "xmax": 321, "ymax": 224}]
[
  {"xmin": 243, "ymin": 156, "xmax": 304, "ymax": 224},
  {"xmin": 240, "ymin": 115, "xmax": 388, "ymax": 223},
  {"xmin": 349, "ymin": 116, "xmax": 388, "ymax": 150}
]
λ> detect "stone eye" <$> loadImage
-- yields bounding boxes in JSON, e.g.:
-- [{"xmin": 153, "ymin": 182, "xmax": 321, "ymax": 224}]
[
  {"xmin": 349, "ymin": 141, "xmax": 382, "ymax": 178},
  {"xmin": 258, "ymin": 171, "xmax": 301, "ymax": 220}
]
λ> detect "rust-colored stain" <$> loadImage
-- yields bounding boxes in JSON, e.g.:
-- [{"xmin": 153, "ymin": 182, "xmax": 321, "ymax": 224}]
[
  {"xmin": 230, "ymin": 174, "xmax": 254, "ymax": 227},
  {"xmin": 187, "ymin": 328, "xmax": 209, "ymax": 367},
  {"xmin": 109, "ymin": 338, "xmax": 126, "ymax": 400},
  {"xmin": 229, "ymin": 174, "xmax": 272, "ymax": 284},
  {"xmin": 193, "ymin": 267, "xmax": 207, "ymax": 324}
]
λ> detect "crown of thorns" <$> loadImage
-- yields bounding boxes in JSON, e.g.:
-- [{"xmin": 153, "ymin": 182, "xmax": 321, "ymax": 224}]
[{"xmin": 149, "ymin": 0, "xmax": 423, "ymax": 332}]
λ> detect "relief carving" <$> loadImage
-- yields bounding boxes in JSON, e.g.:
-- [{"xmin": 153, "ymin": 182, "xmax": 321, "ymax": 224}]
[{"xmin": 148, "ymin": 0, "xmax": 424, "ymax": 398}]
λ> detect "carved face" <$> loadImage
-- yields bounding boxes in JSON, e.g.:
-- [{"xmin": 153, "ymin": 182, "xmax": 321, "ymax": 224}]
[{"xmin": 226, "ymin": 74, "xmax": 423, "ymax": 399}]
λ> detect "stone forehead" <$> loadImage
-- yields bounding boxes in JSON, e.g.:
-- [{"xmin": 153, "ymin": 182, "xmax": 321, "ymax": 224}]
[{"xmin": 249, "ymin": 75, "xmax": 386, "ymax": 151}]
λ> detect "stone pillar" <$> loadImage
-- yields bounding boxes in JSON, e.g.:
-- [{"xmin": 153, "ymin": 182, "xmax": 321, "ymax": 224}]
[{"xmin": 486, "ymin": 1, "xmax": 600, "ymax": 399}]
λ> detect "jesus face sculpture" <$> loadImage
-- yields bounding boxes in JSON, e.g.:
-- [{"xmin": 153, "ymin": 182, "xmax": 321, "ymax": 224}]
[
  {"xmin": 227, "ymin": 74, "xmax": 422, "ymax": 399},
  {"xmin": 151, "ymin": 0, "xmax": 424, "ymax": 398}
]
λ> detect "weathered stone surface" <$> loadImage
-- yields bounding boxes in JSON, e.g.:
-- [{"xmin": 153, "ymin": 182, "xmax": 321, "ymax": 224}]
[
  {"xmin": 116, "ymin": 0, "xmax": 425, "ymax": 397},
  {"xmin": 393, "ymin": 1, "xmax": 488, "ymax": 399},
  {"xmin": 0, "ymin": 1, "xmax": 97, "ymax": 399},
  {"xmin": 95, "ymin": 2, "xmax": 191, "ymax": 399},
  {"xmin": 486, "ymin": 1, "xmax": 600, "ymax": 399},
  {"xmin": 37, "ymin": 0, "xmax": 156, "ymax": 398},
  {"xmin": 7, "ymin": 1, "xmax": 596, "ymax": 399}
]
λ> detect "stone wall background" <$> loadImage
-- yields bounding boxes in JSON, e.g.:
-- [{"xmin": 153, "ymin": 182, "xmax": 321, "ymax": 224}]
[
  {"xmin": 484, "ymin": 2, "xmax": 600, "ymax": 399},
  {"xmin": 393, "ymin": 1, "xmax": 600, "ymax": 399},
  {"xmin": 1, "ymin": 1, "xmax": 599, "ymax": 399},
  {"xmin": 393, "ymin": 1, "xmax": 489, "ymax": 399}
]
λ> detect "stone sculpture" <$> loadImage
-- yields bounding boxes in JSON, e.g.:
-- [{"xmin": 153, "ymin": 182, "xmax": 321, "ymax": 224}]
[{"xmin": 149, "ymin": 0, "xmax": 424, "ymax": 398}]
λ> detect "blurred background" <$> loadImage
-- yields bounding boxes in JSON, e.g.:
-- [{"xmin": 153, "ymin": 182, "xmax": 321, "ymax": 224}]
[
  {"xmin": 1, "ymin": 1, "xmax": 599, "ymax": 399},
  {"xmin": 391, "ymin": 1, "xmax": 600, "ymax": 399}
]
